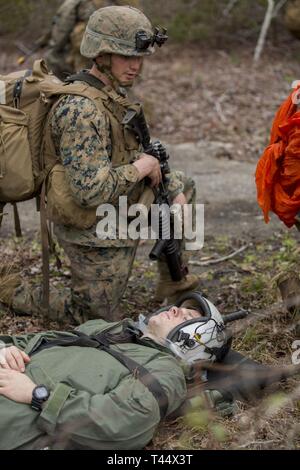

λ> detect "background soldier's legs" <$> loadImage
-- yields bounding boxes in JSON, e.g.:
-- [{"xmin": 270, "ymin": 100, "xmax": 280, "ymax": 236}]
[{"xmin": 60, "ymin": 241, "xmax": 138, "ymax": 323}]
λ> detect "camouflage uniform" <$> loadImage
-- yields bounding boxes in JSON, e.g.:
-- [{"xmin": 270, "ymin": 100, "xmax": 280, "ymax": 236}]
[
  {"xmin": 11, "ymin": 6, "xmax": 199, "ymax": 324},
  {"xmin": 12, "ymin": 91, "xmax": 195, "ymax": 324},
  {"xmin": 44, "ymin": 0, "xmax": 141, "ymax": 78}
]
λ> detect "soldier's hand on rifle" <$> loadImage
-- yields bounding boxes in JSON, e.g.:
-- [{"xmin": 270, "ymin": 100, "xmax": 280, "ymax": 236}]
[{"xmin": 133, "ymin": 153, "xmax": 162, "ymax": 188}]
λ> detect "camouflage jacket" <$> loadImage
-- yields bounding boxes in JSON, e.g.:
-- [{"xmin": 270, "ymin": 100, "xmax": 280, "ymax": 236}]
[
  {"xmin": 49, "ymin": 0, "xmax": 98, "ymax": 51},
  {"xmin": 50, "ymin": 80, "xmax": 184, "ymax": 246},
  {"xmin": 49, "ymin": 0, "xmax": 141, "ymax": 51}
]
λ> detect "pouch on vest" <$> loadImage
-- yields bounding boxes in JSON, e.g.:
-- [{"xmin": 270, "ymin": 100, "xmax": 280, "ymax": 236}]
[{"xmin": 47, "ymin": 164, "xmax": 96, "ymax": 229}]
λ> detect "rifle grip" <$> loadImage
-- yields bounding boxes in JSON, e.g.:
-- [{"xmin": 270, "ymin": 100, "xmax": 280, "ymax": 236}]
[{"xmin": 137, "ymin": 186, "xmax": 155, "ymax": 211}]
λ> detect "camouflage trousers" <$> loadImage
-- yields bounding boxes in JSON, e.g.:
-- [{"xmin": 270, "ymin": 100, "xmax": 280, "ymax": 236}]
[
  {"xmin": 12, "ymin": 242, "xmax": 138, "ymax": 324},
  {"xmin": 12, "ymin": 172, "xmax": 197, "ymax": 324}
]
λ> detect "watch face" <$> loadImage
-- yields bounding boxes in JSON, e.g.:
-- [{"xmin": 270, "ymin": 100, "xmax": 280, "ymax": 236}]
[{"xmin": 34, "ymin": 386, "xmax": 49, "ymax": 400}]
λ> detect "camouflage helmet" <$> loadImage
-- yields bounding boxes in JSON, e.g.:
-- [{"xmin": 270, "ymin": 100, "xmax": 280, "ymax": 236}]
[{"xmin": 81, "ymin": 6, "xmax": 158, "ymax": 58}]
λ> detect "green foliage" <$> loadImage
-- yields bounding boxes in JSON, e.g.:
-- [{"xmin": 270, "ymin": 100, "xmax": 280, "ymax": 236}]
[
  {"xmin": 241, "ymin": 326, "xmax": 260, "ymax": 347},
  {"xmin": 241, "ymin": 273, "xmax": 268, "ymax": 295},
  {"xmin": 265, "ymin": 392, "xmax": 287, "ymax": 416},
  {"xmin": 0, "ymin": 0, "xmax": 60, "ymax": 37},
  {"xmin": 0, "ymin": 0, "xmax": 286, "ymax": 45},
  {"xmin": 144, "ymin": 0, "xmax": 273, "ymax": 46},
  {"xmin": 210, "ymin": 423, "xmax": 228, "ymax": 443}
]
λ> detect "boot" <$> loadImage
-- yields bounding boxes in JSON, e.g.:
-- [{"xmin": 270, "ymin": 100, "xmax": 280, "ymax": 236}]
[{"xmin": 154, "ymin": 259, "xmax": 200, "ymax": 303}]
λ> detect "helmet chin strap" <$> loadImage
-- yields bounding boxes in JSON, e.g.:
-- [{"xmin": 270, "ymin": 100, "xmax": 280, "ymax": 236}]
[
  {"xmin": 93, "ymin": 55, "xmax": 134, "ymax": 91},
  {"xmin": 93, "ymin": 55, "xmax": 120, "ymax": 90}
]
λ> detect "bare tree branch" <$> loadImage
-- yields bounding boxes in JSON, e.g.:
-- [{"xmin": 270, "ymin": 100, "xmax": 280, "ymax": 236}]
[
  {"xmin": 273, "ymin": 0, "xmax": 288, "ymax": 17},
  {"xmin": 253, "ymin": 0, "xmax": 275, "ymax": 65},
  {"xmin": 189, "ymin": 245, "xmax": 249, "ymax": 266},
  {"xmin": 223, "ymin": 0, "xmax": 240, "ymax": 17}
]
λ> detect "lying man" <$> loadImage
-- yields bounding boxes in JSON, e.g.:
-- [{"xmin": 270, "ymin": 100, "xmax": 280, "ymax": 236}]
[{"xmin": 0, "ymin": 292, "xmax": 230, "ymax": 450}]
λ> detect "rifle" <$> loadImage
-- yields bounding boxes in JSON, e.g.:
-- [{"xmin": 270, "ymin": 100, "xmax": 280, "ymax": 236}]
[{"xmin": 123, "ymin": 105, "xmax": 189, "ymax": 282}]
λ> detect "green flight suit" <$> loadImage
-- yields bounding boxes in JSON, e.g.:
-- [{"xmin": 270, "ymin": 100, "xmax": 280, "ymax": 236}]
[{"xmin": 0, "ymin": 318, "xmax": 186, "ymax": 450}]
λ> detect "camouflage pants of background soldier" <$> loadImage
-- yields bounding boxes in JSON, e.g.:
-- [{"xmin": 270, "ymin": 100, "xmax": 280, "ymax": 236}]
[{"xmin": 12, "ymin": 172, "xmax": 197, "ymax": 324}]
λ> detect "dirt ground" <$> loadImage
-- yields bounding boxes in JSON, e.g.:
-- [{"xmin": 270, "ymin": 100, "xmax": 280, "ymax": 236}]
[{"xmin": 1, "ymin": 41, "xmax": 300, "ymax": 450}]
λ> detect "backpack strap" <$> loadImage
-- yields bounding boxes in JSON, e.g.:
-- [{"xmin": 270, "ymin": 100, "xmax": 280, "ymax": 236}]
[
  {"xmin": 64, "ymin": 72, "xmax": 142, "ymax": 123},
  {"xmin": 0, "ymin": 202, "xmax": 22, "ymax": 237},
  {"xmin": 12, "ymin": 69, "xmax": 31, "ymax": 109},
  {"xmin": 94, "ymin": 331, "xmax": 169, "ymax": 419},
  {"xmin": 29, "ymin": 329, "xmax": 169, "ymax": 420},
  {"xmin": 0, "ymin": 202, "xmax": 6, "ymax": 228},
  {"xmin": 64, "ymin": 71, "xmax": 106, "ymax": 91},
  {"xmin": 40, "ymin": 179, "xmax": 50, "ymax": 316},
  {"xmin": 12, "ymin": 203, "xmax": 22, "ymax": 238}
]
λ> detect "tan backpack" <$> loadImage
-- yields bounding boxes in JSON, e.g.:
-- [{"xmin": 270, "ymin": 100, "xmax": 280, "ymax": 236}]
[
  {"xmin": 0, "ymin": 59, "xmax": 99, "ymax": 313},
  {"xmin": 0, "ymin": 60, "xmax": 63, "ymax": 205},
  {"xmin": 0, "ymin": 60, "xmax": 69, "ymax": 313}
]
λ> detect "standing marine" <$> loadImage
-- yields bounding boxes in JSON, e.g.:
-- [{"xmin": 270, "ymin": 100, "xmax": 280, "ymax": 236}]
[{"xmin": 2, "ymin": 5, "xmax": 200, "ymax": 324}]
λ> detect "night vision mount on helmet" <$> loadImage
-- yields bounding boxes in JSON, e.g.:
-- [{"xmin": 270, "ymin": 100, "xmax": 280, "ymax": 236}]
[{"xmin": 135, "ymin": 27, "xmax": 168, "ymax": 52}]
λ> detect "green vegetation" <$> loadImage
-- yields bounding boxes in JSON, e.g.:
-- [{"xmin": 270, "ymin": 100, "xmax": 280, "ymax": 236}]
[
  {"xmin": 0, "ymin": 0, "xmax": 60, "ymax": 37},
  {"xmin": 0, "ymin": 0, "xmax": 287, "ymax": 46},
  {"xmin": 144, "ymin": 0, "xmax": 281, "ymax": 46}
]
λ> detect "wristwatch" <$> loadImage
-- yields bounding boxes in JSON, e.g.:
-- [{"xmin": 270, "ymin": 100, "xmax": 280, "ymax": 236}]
[{"xmin": 31, "ymin": 385, "xmax": 50, "ymax": 412}]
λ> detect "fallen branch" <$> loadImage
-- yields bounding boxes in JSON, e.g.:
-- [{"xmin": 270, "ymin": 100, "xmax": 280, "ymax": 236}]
[
  {"xmin": 237, "ymin": 440, "xmax": 277, "ymax": 449},
  {"xmin": 215, "ymin": 94, "xmax": 228, "ymax": 124},
  {"xmin": 194, "ymin": 171, "xmax": 220, "ymax": 176},
  {"xmin": 189, "ymin": 245, "xmax": 249, "ymax": 267}
]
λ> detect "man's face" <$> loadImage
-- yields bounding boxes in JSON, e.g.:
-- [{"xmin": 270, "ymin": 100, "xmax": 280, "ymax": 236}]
[
  {"xmin": 111, "ymin": 54, "xmax": 144, "ymax": 86},
  {"xmin": 147, "ymin": 306, "xmax": 202, "ymax": 341}
]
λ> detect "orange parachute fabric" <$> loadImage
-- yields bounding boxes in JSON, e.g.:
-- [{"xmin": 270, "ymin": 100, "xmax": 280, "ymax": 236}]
[{"xmin": 255, "ymin": 85, "xmax": 300, "ymax": 227}]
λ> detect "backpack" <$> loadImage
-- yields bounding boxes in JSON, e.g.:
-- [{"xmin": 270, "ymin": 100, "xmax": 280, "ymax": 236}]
[
  {"xmin": 0, "ymin": 60, "xmax": 68, "ymax": 313},
  {"xmin": 0, "ymin": 59, "xmax": 63, "ymax": 205},
  {"xmin": 0, "ymin": 60, "xmax": 113, "ymax": 223},
  {"xmin": 0, "ymin": 59, "xmax": 102, "ymax": 313}
]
